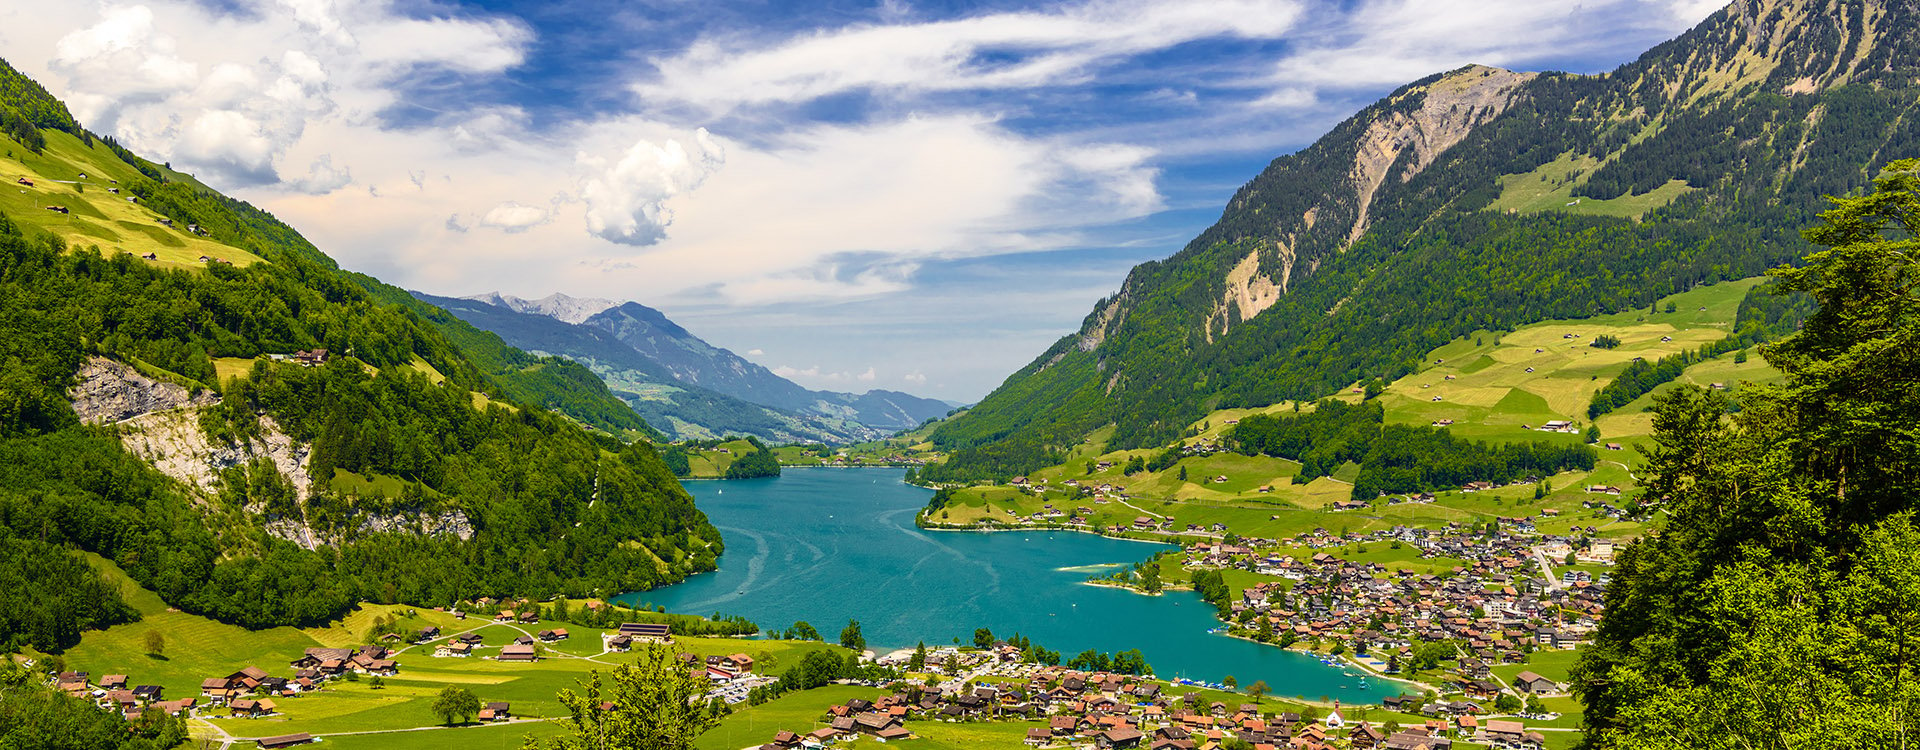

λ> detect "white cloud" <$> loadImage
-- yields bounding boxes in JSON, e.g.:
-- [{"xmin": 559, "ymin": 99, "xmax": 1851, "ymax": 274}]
[
  {"xmin": 287, "ymin": 153, "xmax": 352, "ymax": 194},
  {"xmin": 637, "ymin": 0, "xmax": 1307, "ymax": 115},
  {"xmin": 856, "ymin": 367, "xmax": 876, "ymax": 382},
  {"xmin": 903, "ymin": 372, "xmax": 927, "ymax": 385},
  {"xmin": 37, "ymin": 1, "xmax": 528, "ymax": 188},
  {"xmin": 479, "ymin": 201, "xmax": 550, "ymax": 233},
  {"xmin": 579, "ymin": 128, "xmax": 724, "ymax": 246},
  {"xmin": 1256, "ymin": 0, "xmax": 1726, "ymax": 102},
  {"xmin": 746, "ymin": 348, "xmax": 764, "ymax": 356}
]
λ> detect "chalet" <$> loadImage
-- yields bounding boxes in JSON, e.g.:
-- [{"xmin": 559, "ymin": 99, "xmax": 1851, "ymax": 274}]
[
  {"xmin": 1511, "ymin": 671, "xmax": 1559, "ymax": 694},
  {"xmin": 606, "ymin": 635, "xmax": 633, "ymax": 651},
  {"xmin": 478, "ymin": 701, "xmax": 511, "ymax": 721},
  {"xmin": 538, "ymin": 628, "xmax": 570, "ymax": 641},
  {"xmin": 852, "ymin": 712, "xmax": 902, "ymax": 735},
  {"xmin": 132, "ymin": 685, "xmax": 164, "ymax": 702},
  {"xmin": 229, "ymin": 698, "xmax": 277, "ymax": 717},
  {"xmin": 615, "ymin": 622, "xmax": 672, "ymax": 643},
  {"xmin": 291, "ymin": 648, "xmax": 352, "ymax": 670},
  {"xmin": 1604, "ymin": 443, "xmax": 1622, "ymax": 450},
  {"xmin": 99, "ymin": 675, "xmax": 128, "ymax": 690},
  {"xmin": 139, "ymin": 252, "xmax": 157, "ymax": 260},
  {"xmin": 1480, "ymin": 719, "xmax": 1533, "ymax": 747},
  {"xmin": 290, "ymin": 349, "xmax": 329, "ymax": 366},
  {"xmin": 201, "ymin": 678, "xmax": 236, "ymax": 699},
  {"xmin": 1026, "ymin": 727, "xmax": 1052, "ymax": 746},
  {"xmin": 496, "ymin": 610, "xmax": 517, "ymax": 622},
  {"xmin": 1097, "ymin": 727, "xmax": 1145, "ymax": 749},
  {"xmin": 1384, "ymin": 730, "xmax": 1446, "ymax": 750},
  {"xmin": 228, "ymin": 666, "xmax": 270, "ymax": 690},
  {"xmin": 1350, "ymin": 722, "xmax": 1386, "ymax": 749},
  {"xmin": 15, "ymin": 177, "xmax": 31, "ymax": 186},
  {"xmin": 498, "ymin": 644, "xmax": 539, "ymax": 662},
  {"xmin": 435, "ymin": 642, "xmax": 473, "ymax": 657},
  {"xmin": 256, "ymin": 734, "xmax": 315, "ymax": 749},
  {"xmin": 45, "ymin": 205, "xmax": 68, "ymax": 214}
]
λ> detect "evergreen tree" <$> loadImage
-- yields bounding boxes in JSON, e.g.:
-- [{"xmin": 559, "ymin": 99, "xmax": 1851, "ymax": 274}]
[{"xmin": 1575, "ymin": 160, "xmax": 1920, "ymax": 748}]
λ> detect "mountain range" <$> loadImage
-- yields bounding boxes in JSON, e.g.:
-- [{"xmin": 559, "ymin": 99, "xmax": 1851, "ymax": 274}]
[
  {"xmin": 415, "ymin": 291, "xmax": 955, "ymax": 442},
  {"xmin": 925, "ymin": 0, "xmax": 1920, "ymax": 481}
]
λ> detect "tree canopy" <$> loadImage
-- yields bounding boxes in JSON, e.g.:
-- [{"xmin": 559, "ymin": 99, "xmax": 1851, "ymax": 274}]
[{"xmin": 1574, "ymin": 159, "xmax": 1920, "ymax": 748}]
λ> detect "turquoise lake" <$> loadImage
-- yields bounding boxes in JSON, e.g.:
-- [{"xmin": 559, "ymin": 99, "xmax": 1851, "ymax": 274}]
[{"xmin": 628, "ymin": 468, "xmax": 1404, "ymax": 704}]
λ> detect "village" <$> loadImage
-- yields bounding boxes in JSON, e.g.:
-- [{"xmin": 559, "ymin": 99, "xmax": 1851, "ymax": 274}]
[
  {"xmin": 32, "ymin": 600, "xmax": 791, "ymax": 749},
  {"xmin": 739, "ymin": 644, "xmax": 1564, "ymax": 750}
]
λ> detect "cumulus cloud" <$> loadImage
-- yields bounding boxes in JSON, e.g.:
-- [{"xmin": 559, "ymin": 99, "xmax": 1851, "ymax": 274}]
[
  {"xmin": 856, "ymin": 367, "xmax": 876, "ymax": 382},
  {"xmin": 903, "ymin": 372, "xmax": 927, "ymax": 385},
  {"xmin": 480, "ymin": 201, "xmax": 551, "ymax": 233},
  {"xmin": 579, "ymin": 128, "xmax": 724, "ymax": 246},
  {"xmin": 746, "ymin": 348, "xmax": 764, "ymax": 356},
  {"xmin": 39, "ymin": 1, "xmax": 527, "ymax": 189}
]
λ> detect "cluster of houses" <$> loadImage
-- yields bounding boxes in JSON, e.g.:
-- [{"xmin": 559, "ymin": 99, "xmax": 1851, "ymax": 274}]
[
  {"xmin": 1181, "ymin": 532, "xmax": 1605, "ymax": 690},
  {"xmin": 262, "ymin": 349, "xmax": 329, "ymax": 366},
  {"xmin": 189, "ymin": 644, "xmax": 403, "ymax": 718},
  {"xmin": 752, "ymin": 666, "xmax": 1552, "ymax": 750},
  {"xmin": 52, "ymin": 671, "xmax": 191, "ymax": 722}
]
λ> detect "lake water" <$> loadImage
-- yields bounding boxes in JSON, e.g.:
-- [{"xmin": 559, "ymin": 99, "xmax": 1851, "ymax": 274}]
[{"xmin": 627, "ymin": 468, "xmax": 1403, "ymax": 703}]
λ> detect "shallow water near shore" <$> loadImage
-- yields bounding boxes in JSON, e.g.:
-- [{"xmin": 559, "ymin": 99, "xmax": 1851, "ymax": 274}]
[{"xmin": 627, "ymin": 468, "xmax": 1404, "ymax": 703}]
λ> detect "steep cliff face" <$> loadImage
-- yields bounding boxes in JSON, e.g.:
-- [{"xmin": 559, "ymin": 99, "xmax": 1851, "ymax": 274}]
[
  {"xmin": 68, "ymin": 358, "xmax": 216, "ymax": 424},
  {"xmin": 930, "ymin": 0, "xmax": 1920, "ymax": 476},
  {"xmin": 69, "ymin": 357, "xmax": 473, "ymax": 549}
]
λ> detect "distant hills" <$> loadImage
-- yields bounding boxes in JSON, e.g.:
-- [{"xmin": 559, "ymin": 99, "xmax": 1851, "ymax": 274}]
[
  {"xmin": 927, "ymin": 0, "xmax": 1920, "ymax": 481},
  {"xmin": 419, "ymin": 291, "xmax": 955, "ymax": 442}
]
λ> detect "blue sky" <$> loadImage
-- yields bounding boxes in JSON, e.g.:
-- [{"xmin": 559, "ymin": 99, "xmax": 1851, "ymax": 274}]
[{"xmin": 2, "ymin": 0, "xmax": 1725, "ymax": 401}]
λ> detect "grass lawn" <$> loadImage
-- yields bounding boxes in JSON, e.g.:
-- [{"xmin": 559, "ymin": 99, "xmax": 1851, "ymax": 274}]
[
  {"xmin": 316, "ymin": 720, "xmax": 566, "ymax": 750},
  {"xmin": 697, "ymin": 684, "xmax": 882, "ymax": 750},
  {"xmin": 0, "ymin": 130, "xmax": 265, "ymax": 266},
  {"xmin": 1488, "ymin": 150, "xmax": 1693, "ymax": 220},
  {"xmin": 1493, "ymin": 648, "xmax": 1582, "ymax": 685},
  {"xmin": 63, "ymin": 555, "xmax": 325, "ymax": 703}
]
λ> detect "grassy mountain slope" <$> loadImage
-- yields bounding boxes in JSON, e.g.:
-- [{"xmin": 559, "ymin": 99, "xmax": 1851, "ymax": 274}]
[
  {"xmin": 930, "ymin": 0, "xmax": 1920, "ymax": 481},
  {"xmin": 0, "ymin": 58, "xmax": 719, "ymax": 644}
]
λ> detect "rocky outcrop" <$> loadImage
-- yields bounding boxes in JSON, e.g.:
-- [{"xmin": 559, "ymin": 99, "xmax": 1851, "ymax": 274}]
[
  {"xmin": 1343, "ymin": 65, "xmax": 1535, "ymax": 245},
  {"xmin": 117, "ymin": 410, "xmax": 312, "ymax": 502},
  {"xmin": 67, "ymin": 357, "xmax": 215, "ymax": 424},
  {"xmin": 356, "ymin": 510, "xmax": 475, "ymax": 540},
  {"xmin": 74, "ymin": 357, "xmax": 472, "ymax": 549}
]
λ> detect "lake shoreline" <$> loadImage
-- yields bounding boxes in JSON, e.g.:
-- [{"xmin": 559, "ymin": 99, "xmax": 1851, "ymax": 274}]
[{"xmin": 644, "ymin": 468, "xmax": 1408, "ymax": 704}]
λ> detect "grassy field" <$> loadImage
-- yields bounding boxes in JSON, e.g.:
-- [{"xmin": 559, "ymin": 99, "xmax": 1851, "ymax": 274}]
[
  {"xmin": 697, "ymin": 684, "xmax": 881, "ymax": 750},
  {"xmin": 1492, "ymin": 648, "xmax": 1582, "ymax": 685},
  {"xmin": 0, "ymin": 130, "xmax": 265, "ymax": 267},
  {"xmin": 926, "ymin": 277, "xmax": 1774, "ymax": 548},
  {"xmin": 1487, "ymin": 150, "xmax": 1694, "ymax": 220},
  {"xmin": 58, "ymin": 554, "xmax": 845, "ymax": 746},
  {"xmin": 1377, "ymin": 277, "xmax": 1767, "ymax": 451}
]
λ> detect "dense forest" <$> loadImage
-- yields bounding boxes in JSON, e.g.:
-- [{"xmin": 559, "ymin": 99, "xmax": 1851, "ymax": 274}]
[
  {"xmin": 931, "ymin": 0, "xmax": 1920, "ymax": 479},
  {"xmin": 0, "ymin": 210, "xmax": 722, "ymax": 633},
  {"xmin": 1573, "ymin": 161, "xmax": 1920, "ymax": 747},
  {"xmin": 0, "ymin": 56, "xmax": 726, "ymax": 646},
  {"xmin": 1230, "ymin": 400, "xmax": 1595, "ymax": 500}
]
